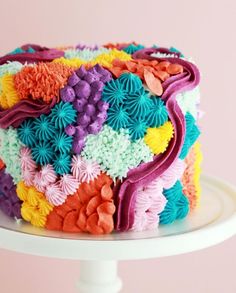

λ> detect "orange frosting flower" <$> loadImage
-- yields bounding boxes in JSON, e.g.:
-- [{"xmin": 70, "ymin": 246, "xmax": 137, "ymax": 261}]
[
  {"xmin": 14, "ymin": 62, "xmax": 73, "ymax": 103},
  {"xmin": 46, "ymin": 173, "xmax": 116, "ymax": 234},
  {"xmin": 103, "ymin": 42, "xmax": 136, "ymax": 50},
  {"xmin": 109, "ymin": 59, "xmax": 184, "ymax": 96},
  {"xmin": 0, "ymin": 159, "xmax": 5, "ymax": 170},
  {"xmin": 181, "ymin": 145, "xmax": 199, "ymax": 210}
]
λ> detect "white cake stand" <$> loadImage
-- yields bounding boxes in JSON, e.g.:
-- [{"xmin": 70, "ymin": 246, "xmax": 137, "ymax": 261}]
[{"xmin": 0, "ymin": 174, "xmax": 236, "ymax": 293}]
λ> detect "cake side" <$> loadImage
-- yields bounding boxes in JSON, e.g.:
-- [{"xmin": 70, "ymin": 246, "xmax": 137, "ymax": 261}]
[{"xmin": 0, "ymin": 43, "xmax": 202, "ymax": 234}]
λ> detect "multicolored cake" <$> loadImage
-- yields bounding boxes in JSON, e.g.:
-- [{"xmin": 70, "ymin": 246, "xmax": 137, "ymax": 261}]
[{"xmin": 0, "ymin": 43, "xmax": 202, "ymax": 234}]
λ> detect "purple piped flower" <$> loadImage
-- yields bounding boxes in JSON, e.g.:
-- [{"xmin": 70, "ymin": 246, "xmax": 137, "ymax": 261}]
[
  {"xmin": 74, "ymin": 80, "xmax": 91, "ymax": 99},
  {"xmin": 65, "ymin": 124, "xmax": 76, "ymax": 136},
  {"xmin": 60, "ymin": 85, "xmax": 76, "ymax": 103},
  {"xmin": 76, "ymin": 65, "xmax": 87, "ymax": 78},
  {"xmin": 87, "ymin": 121, "xmax": 102, "ymax": 135},
  {"xmin": 84, "ymin": 72, "xmax": 99, "ymax": 84},
  {"xmin": 72, "ymin": 137, "xmax": 85, "ymax": 154},
  {"xmin": 77, "ymin": 113, "xmax": 91, "ymax": 127},
  {"xmin": 91, "ymin": 81, "xmax": 104, "ymax": 93},
  {"xmin": 62, "ymin": 64, "xmax": 111, "ymax": 154},
  {"xmin": 97, "ymin": 100, "xmax": 109, "ymax": 112},
  {"xmin": 8, "ymin": 189, "xmax": 20, "ymax": 204},
  {"xmin": 12, "ymin": 202, "xmax": 22, "ymax": 219},
  {"xmin": 85, "ymin": 104, "xmax": 96, "ymax": 116},
  {"xmin": 0, "ymin": 199, "xmax": 13, "ymax": 217},
  {"xmin": 73, "ymin": 98, "xmax": 87, "ymax": 112},
  {"xmin": 89, "ymin": 92, "xmax": 101, "ymax": 103},
  {"xmin": 96, "ymin": 111, "xmax": 108, "ymax": 124},
  {"xmin": 100, "ymin": 73, "xmax": 112, "ymax": 83},
  {"xmin": 75, "ymin": 126, "xmax": 87, "ymax": 139},
  {"xmin": 0, "ymin": 169, "xmax": 22, "ymax": 219},
  {"xmin": 76, "ymin": 44, "xmax": 99, "ymax": 51},
  {"xmin": 68, "ymin": 72, "xmax": 80, "ymax": 87}
]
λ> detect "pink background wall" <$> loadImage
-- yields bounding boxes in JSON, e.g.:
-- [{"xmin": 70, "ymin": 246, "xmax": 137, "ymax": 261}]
[{"xmin": 0, "ymin": 0, "xmax": 235, "ymax": 292}]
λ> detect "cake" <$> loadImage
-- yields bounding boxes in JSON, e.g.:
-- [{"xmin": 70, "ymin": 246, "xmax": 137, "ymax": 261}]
[{"xmin": 0, "ymin": 43, "xmax": 202, "ymax": 234}]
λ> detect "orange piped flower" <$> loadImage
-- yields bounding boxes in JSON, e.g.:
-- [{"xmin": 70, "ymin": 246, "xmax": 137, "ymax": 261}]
[
  {"xmin": 181, "ymin": 143, "xmax": 202, "ymax": 210},
  {"xmin": 46, "ymin": 173, "xmax": 116, "ymax": 235},
  {"xmin": 0, "ymin": 159, "xmax": 5, "ymax": 170},
  {"xmin": 109, "ymin": 59, "xmax": 184, "ymax": 96},
  {"xmin": 14, "ymin": 62, "xmax": 73, "ymax": 103}
]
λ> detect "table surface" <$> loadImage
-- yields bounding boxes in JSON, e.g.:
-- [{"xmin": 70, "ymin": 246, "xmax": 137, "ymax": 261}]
[{"xmin": 0, "ymin": 174, "xmax": 235, "ymax": 260}]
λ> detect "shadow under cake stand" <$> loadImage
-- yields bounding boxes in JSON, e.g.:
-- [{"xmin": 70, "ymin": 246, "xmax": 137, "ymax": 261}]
[{"xmin": 0, "ymin": 174, "xmax": 236, "ymax": 293}]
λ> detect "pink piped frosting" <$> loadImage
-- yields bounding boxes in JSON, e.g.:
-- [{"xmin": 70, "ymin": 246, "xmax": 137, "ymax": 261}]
[
  {"xmin": 79, "ymin": 159, "xmax": 101, "ymax": 183},
  {"xmin": 22, "ymin": 168, "xmax": 36, "ymax": 187},
  {"xmin": 160, "ymin": 158, "xmax": 186, "ymax": 189},
  {"xmin": 71, "ymin": 155, "xmax": 83, "ymax": 180},
  {"xmin": 20, "ymin": 147, "xmax": 37, "ymax": 171},
  {"xmin": 59, "ymin": 174, "xmax": 80, "ymax": 196},
  {"xmin": 40, "ymin": 164, "xmax": 57, "ymax": 184},
  {"xmin": 71, "ymin": 155, "xmax": 101, "ymax": 183},
  {"xmin": 33, "ymin": 171, "xmax": 47, "ymax": 192},
  {"xmin": 132, "ymin": 158, "xmax": 185, "ymax": 232},
  {"xmin": 132, "ymin": 180, "xmax": 167, "ymax": 232},
  {"xmin": 45, "ymin": 183, "xmax": 67, "ymax": 206}
]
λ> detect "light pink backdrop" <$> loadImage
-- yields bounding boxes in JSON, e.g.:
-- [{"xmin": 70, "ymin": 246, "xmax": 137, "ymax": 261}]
[{"xmin": 0, "ymin": 0, "xmax": 235, "ymax": 292}]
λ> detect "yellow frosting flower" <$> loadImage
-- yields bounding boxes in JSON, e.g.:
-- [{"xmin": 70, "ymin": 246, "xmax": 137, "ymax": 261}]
[
  {"xmin": 38, "ymin": 199, "xmax": 53, "ymax": 216},
  {"xmin": 53, "ymin": 57, "xmax": 86, "ymax": 69},
  {"xmin": 91, "ymin": 49, "xmax": 132, "ymax": 67},
  {"xmin": 54, "ymin": 49, "xmax": 131, "ymax": 69},
  {"xmin": 27, "ymin": 187, "xmax": 43, "ymax": 207},
  {"xmin": 21, "ymin": 202, "xmax": 36, "ymax": 222},
  {"xmin": 144, "ymin": 121, "xmax": 174, "ymax": 155},
  {"xmin": 31, "ymin": 210, "xmax": 46, "ymax": 228},
  {"xmin": 16, "ymin": 181, "xmax": 53, "ymax": 228},
  {"xmin": 193, "ymin": 142, "xmax": 203, "ymax": 206},
  {"xmin": 0, "ymin": 74, "xmax": 20, "ymax": 109},
  {"xmin": 16, "ymin": 181, "xmax": 29, "ymax": 201}
]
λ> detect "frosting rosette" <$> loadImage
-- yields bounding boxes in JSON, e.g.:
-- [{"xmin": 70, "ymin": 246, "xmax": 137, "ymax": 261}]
[{"xmin": 0, "ymin": 43, "xmax": 202, "ymax": 234}]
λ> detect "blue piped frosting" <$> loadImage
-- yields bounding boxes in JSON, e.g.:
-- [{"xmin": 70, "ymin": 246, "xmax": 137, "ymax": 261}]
[
  {"xmin": 51, "ymin": 131, "xmax": 73, "ymax": 153},
  {"xmin": 122, "ymin": 44, "xmax": 145, "ymax": 55},
  {"xmin": 101, "ymin": 72, "xmax": 169, "ymax": 140},
  {"xmin": 50, "ymin": 101, "xmax": 77, "ymax": 129},
  {"xmin": 125, "ymin": 88, "xmax": 152, "ymax": 119},
  {"xmin": 102, "ymin": 79, "xmax": 127, "ymax": 106},
  {"xmin": 147, "ymin": 97, "xmax": 168, "ymax": 127},
  {"xmin": 160, "ymin": 201, "xmax": 177, "ymax": 225},
  {"xmin": 127, "ymin": 117, "xmax": 147, "ymax": 140},
  {"xmin": 31, "ymin": 141, "xmax": 54, "ymax": 165},
  {"xmin": 53, "ymin": 153, "xmax": 71, "ymax": 175},
  {"xmin": 176, "ymin": 194, "xmax": 190, "ymax": 220},
  {"xmin": 169, "ymin": 46, "xmax": 184, "ymax": 58},
  {"xmin": 17, "ymin": 119, "xmax": 36, "ymax": 147},
  {"xmin": 118, "ymin": 73, "xmax": 143, "ymax": 94},
  {"xmin": 163, "ymin": 180, "xmax": 183, "ymax": 202},
  {"xmin": 179, "ymin": 112, "xmax": 201, "ymax": 159},
  {"xmin": 106, "ymin": 106, "xmax": 130, "ymax": 131},
  {"xmin": 33, "ymin": 114, "xmax": 55, "ymax": 141},
  {"xmin": 160, "ymin": 180, "xmax": 190, "ymax": 225}
]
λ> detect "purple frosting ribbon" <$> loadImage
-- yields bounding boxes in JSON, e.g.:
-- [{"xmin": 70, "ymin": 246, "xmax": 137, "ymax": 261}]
[
  {"xmin": 0, "ymin": 44, "xmax": 64, "ymax": 65},
  {"xmin": 0, "ymin": 98, "xmax": 56, "ymax": 128},
  {"xmin": 115, "ymin": 48, "xmax": 200, "ymax": 231}
]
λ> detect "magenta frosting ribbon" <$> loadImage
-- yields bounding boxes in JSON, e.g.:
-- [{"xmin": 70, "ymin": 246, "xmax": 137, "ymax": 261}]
[
  {"xmin": 115, "ymin": 48, "xmax": 200, "ymax": 231},
  {"xmin": 0, "ymin": 44, "xmax": 64, "ymax": 65},
  {"xmin": 0, "ymin": 98, "xmax": 56, "ymax": 128}
]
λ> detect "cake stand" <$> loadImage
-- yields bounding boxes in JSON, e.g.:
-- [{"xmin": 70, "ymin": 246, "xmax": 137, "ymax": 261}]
[{"xmin": 0, "ymin": 174, "xmax": 236, "ymax": 293}]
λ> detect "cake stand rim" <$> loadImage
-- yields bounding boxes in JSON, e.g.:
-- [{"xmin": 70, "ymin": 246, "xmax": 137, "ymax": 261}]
[{"xmin": 0, "ymin": 174, "xmax": 235, "ymax": 261}]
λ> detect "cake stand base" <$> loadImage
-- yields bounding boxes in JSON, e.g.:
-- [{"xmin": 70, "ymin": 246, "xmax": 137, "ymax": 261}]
[
  {"xmin": 77, "ymin": 261, "xmax": 122, "ymax": 293},
  {"xmin": 0, "ymin": 175, "xmax": 236, "ymax": 293}
]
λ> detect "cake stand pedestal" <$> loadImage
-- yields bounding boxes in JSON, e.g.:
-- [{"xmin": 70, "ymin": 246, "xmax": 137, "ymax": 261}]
[{"xmin": 0, "ymin": 175, "xmax": 236, "ymax": 293}]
